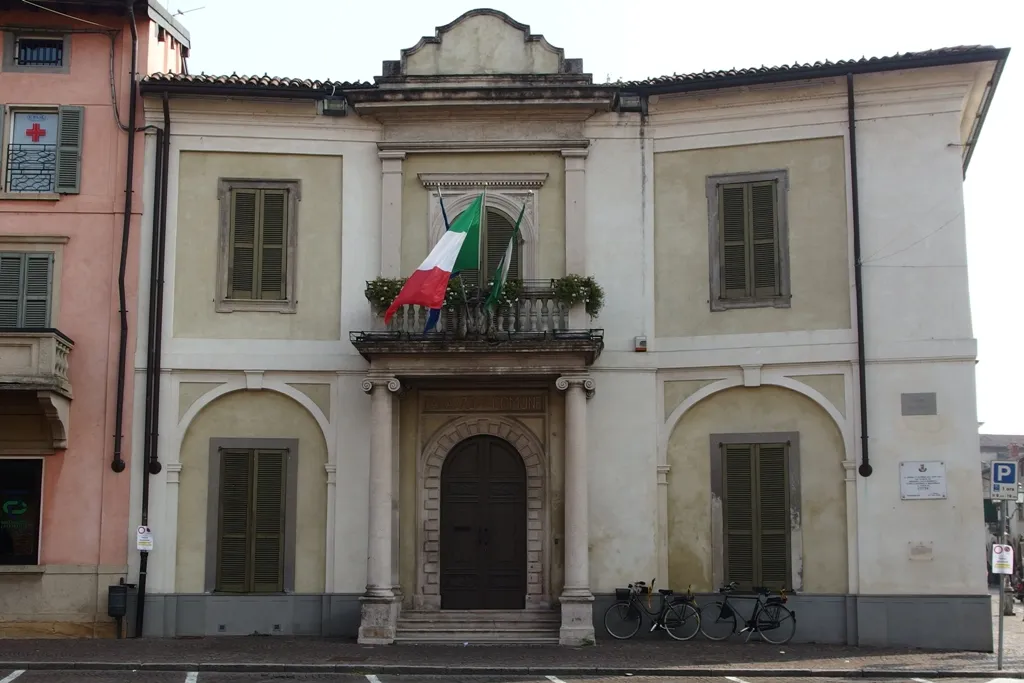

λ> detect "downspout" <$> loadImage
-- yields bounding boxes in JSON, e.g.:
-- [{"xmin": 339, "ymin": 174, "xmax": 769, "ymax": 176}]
[
  {"xmin": 111, "ymin": 0, "xmax": 139, "ymax": 473},
  {"xmin": 847, "ymin": 73, "xmax": 872, "ymax": 478},
  {"xmin": 134, "ymin": 93, "xmax": 170, "ymax": 637}
]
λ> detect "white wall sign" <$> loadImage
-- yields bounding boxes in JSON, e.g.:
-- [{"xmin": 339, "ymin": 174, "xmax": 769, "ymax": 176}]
[
  {"xmin": 899, "ymin": 460, "xmax": 947, "ymax": 500},
  {"xmin": 993, "ymin": 544, "xmax": 1014, "ymax": 574},
  {"xmin": 136, "ymin": 525, "xmax": 154, "ymax": 552}
]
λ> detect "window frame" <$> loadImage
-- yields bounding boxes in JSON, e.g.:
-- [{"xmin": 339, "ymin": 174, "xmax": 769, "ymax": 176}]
[
  {"xmin": 0, "ymin": 457, "xmax": 44, "ymax": 566},
  {"xmin": 1, "ymin": 32, "xmax": 71, "ymax": 74},
  {"xmin": 205, "ymin": 438, "xmax": 299, "ymax": 594},
  {"xmin": 706, "ymin": 169, "xmax": 791, "ymax": 311},
  {"xmin": 215, "ymin": 178, "xmax": 301, "ymax": 313},
  {"xmin": 0, "ymin": 250, "xmax": 55, "ymax": 328},
  {"xmin": 458, "ymin": 206, "xmax": 524, "ymax": 289},
  {"xmin": 710, "ymin": 432, "xmax": 801, "ymax": 592}
]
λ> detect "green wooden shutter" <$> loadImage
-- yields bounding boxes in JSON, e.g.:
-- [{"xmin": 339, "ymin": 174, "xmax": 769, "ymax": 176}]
[
  {"xmin": 22, "ymin": 253, "xmax": 53, "ymax": 327},
  {"xmin": 756, "ymin": 443, "xmax": 789, "ymax": 588},
  {"xmin": 216, "ymin": 449, "xmax": 252, "ymax": 593},
  {"xmin": 719, "ymin": 185, "xmax": 748, "ymax": 298},
  {"xmin": 258, "ymin": 190, "xmax": 287, "ymax": 301},
  {"xmin": 723, "ymin": 443, "xmax": 755, "ymax": 588},
  {"xmin": 0, "ymin": 253, "xmax": 22, "ymax": 328},
  {"xmin": 251, "ymin": 450, "xmax": 286, "ymax": 593},
  {"xmin": 750, "ymin": 182, "xmax": 780, "ymax": 298},
  {"xmin": 228, "ymin": 190, "xmax": 257, "ymax": 299},
  {"xmin": 485, "ymin": 208, "xmax": 520, "ymax": 282},
  {"xmin": 55, "ymin": 105, "xmax": 84, "ymax": 194}
]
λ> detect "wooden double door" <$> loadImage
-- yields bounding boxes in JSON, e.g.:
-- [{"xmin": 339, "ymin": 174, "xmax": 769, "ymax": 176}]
[{"xmin": 440, "ymin": 435, "xmax": 527, "ymax": 610}]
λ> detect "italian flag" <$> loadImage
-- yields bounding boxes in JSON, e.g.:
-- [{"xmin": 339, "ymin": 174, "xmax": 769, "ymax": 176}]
[{"xmin": 384, "ymin": 193, "xmax": 483, "ymax": 324}]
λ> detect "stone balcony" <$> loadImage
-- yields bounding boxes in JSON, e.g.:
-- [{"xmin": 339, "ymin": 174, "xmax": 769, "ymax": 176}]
[
  {"xmin": 0, "ymin": 329, "xmax": 74, "ymax": 452},
  {"xmin": 350, "ymin": 283, "xmax": 603, "ymax": 377}
]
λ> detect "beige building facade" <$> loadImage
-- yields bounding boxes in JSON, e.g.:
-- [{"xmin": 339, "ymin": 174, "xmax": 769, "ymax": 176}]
[{"xmin": 128, "ymin": 10, "xmax": 1007, "ymax": 649}]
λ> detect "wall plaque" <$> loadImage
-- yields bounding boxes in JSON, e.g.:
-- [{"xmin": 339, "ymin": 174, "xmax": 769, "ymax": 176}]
[{"xmin": 422, "ymin": 394, "xmax": 546, "ymax": 413}]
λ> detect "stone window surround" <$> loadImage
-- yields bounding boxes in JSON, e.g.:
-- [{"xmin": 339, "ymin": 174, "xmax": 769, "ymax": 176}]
[
  {"xmin": 1, "ymin": 32, "xmax": 71, "ymax": 74},
  {"xmin": 705, "ymin": 169, "xmax": 792, "ymax": 311},
  {"xmin": 709, "ymin": 432, "xmax": 803, "ymax": 592},
  {"xmin": 203, "ymin": 437, "xmax": 300, "ymax": 594},
  {"xmin": 421, "ymin": 172, "xmax": 547, "ymax": 281},
  {"xmin": 415, "ymin": 414, "xmax": 549, "ymax": 610},
  {"xmin": 0, "ymin": 235, "xmax": 67, "ymax": 319},
  {"xmin": 215, "ymin": 178, "xmax": 302, "ymax": 314}
]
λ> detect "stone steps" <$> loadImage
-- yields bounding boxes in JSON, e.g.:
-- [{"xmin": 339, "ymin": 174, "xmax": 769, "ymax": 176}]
[{"xmin": 395, "ymin": 609, "xmax": 561, "ymax": 644}]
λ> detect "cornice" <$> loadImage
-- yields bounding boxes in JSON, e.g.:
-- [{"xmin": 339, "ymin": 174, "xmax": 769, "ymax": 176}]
[{"xmin": 418, "ymin": 172, "xmax": 548, "ymax": 190}]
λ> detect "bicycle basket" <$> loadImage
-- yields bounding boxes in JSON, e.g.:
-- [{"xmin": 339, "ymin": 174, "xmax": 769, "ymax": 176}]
[{"xmin": 615, "ymin": 588, "xmax": 631, "ymax": 601}]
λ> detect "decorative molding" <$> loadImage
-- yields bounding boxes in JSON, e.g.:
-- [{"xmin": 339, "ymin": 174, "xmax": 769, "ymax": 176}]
[
  {"xmin": 165, "ymin": 462, "xmax": 183, "ymax": 485},
  {"xmin": 378, "ymin": 151, "xmax": 407, "ymax": 161},
  {"xmin": 0, "ymin": 235, "xmax": 70, "ymax": 244},
  {"xmin": 244, "ymin": 370, "xmax": 264, "ymax": 391},
  {"xmin": 656, "ymin": 464, "xmax": 671, "ymax": 485},
  {"xmin": 35, "ymin": 390, "xmax": 70, "ymax": 450},
  {"xmin": 378, "ymin": 139, "xmax": 589, "ymax": 154},
  {"xmin": 556, "ymin": 375, "xmax": 596, "ymax": 399},
  {"xmin": 561, "ymin": 148, "xmax": 589, "ymax": 159},
  {"xmin": 742, "ymin": 365, "xmax": 763, "ymax": 387},
  {"xmin": 324, "ymin": 463, "xmax": 337, "ymax": 484},
  {"xmin": 362, "ymin": 376, "xmax": 401, "ymax": 393},
  {"xmin": 419, "ymin": 172, "xmax": 548, "ymax": 190}
]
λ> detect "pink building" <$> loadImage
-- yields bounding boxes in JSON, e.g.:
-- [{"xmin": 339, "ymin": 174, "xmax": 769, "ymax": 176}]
[{"xmin": 0, "ymin": 0, "xmax": 188, "ymax": 637}]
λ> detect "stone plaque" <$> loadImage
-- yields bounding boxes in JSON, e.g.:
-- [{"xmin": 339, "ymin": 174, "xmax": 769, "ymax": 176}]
[
  {"xmin": 901, "ymin": 392, "xmax": 937, "ymax": 416},
  {"xmin": 422, "ymin": 394, "xmax": 545, "ymax": 413}
]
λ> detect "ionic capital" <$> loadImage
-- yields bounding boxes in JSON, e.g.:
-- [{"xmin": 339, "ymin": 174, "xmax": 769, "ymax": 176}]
[
  {"xmin": 362, "ymin": 376, "xmax": 401, "ymax": 394},
  {"xmin": 555, "ymin": 375, "xmax": 595, "ymax": 399}
]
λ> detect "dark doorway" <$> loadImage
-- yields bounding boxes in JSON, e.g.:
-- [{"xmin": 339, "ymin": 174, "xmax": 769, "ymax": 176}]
[{"xmin": 440, "ymin": 434, "xmax": 527, "ymax": 610}]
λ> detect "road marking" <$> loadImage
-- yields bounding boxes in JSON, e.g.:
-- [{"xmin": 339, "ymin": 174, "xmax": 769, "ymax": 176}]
[
  {"xmin": 0, "ymin": 672, "xmax": 25, "ymax": 683},
  {"xmin": 911, "ymin": 679, "xmax": 932, "ymax": 683},
  {"xmin": 366, "ymin": 676, "xmax": 382, "ymax": 683},
  {"xmin": 725, "ymin": 677, "xmax": 751, "ymax": 683},
  {"xmin": 184, "ymin": 672, "xmax": 198, "ymax": 683},
  {"xmin": 547, "ymin": 676, "xmax": 567, "ymax": 683}
]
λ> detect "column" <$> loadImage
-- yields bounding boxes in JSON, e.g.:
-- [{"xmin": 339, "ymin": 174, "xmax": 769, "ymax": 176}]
[
  {"xmin": 556, "ymin": 374, "xmax": 596, "ymax": 646},
  {"xmin": 358, "ymin": 375, "xmax": 400, "ymax": 644},
  {"xmin": 379, "ymin": 151, "xmax": 406, "ymax": 278}
]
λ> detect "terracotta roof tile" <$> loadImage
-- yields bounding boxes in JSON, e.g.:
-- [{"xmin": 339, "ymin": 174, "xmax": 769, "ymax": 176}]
[{"xmin": 142, "ymin": 72, "xmax": 374, "ymax": 90}]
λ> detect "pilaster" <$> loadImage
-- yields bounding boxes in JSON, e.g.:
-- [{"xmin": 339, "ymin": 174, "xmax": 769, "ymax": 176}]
[{"xmin": 379, "ymin": 151, "xmax": 406, "ymax": 278}]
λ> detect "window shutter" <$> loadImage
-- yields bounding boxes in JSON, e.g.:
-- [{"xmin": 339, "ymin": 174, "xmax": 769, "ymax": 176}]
[
  {"xmin": 251, "ymin": 449, "xmax": 286, "ymax": 593},
  {"xmin": 0, "ymin": 107, "xmax": 5, "ymax": 190},
  {"xmin": 55, "ymin": 105, "xmax": 84, "ymax": 194},
  {"xmin": 723, "ymin": 443, "xmax": 755, "ymax": 588},
  {"xmin": 216, "ymin": 450, "xmax": 252, "ymax": 593},
  {"xmin": 756, "ymin": 444, "xmax": 789, "ymax": 588},
  {"xmin": 228, "ymin": 190, "xmax": 257, "ymax": 299},
  {"xmin": 485, "ymin": 208, "xmax": 520, "ymax": 282},
  {"xmin": 258, "ymin": 190, "xmax": 287, "ymax": 301},
  {"xmin": 22, "ymin": 253, "xmax": 52, "ymax": 328},
  {"xmin": 0, "ymin": 253, "xmax": 23, "ymax": 328},
  {"xmin": 719, "ymin": 185, "xmax": 748, "ymax": 298},
  {"xmin": 750, "ymin": 182, "xmax": 780, "ymax": 298}
]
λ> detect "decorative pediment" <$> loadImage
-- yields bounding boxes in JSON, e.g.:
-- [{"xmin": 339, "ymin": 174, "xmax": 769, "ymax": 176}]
[{"xmin": 381, "ymin": 9, "xmax": 584, "ymax": 79}]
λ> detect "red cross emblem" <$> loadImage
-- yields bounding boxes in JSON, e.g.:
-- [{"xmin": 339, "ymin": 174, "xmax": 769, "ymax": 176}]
[{"xmin": 25, "ymin": 123, "xmax": 47, "ymax": 143}]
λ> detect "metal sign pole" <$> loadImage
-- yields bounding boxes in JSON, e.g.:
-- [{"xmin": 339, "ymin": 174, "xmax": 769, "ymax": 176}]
[{"xmin": 999, "ymin": 498, "xmax": 1007, "ymax": 671}]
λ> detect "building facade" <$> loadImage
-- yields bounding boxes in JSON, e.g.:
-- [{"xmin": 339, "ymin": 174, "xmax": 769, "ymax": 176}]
[
  {"xmin": 0, "ymin": 0, "xmax": 188, "ymax": 637},
  {"xmin": 132, "ymin": 10, "xmax": 1007, "ymax": 650}
]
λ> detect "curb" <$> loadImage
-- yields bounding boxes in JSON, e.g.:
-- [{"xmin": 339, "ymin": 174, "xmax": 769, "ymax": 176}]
[{"xmin": 2, "ymin": 662, "xmax": 1023, "ymax": 677}]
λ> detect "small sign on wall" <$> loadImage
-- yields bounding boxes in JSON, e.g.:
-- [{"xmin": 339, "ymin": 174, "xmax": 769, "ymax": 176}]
[
  {"xmin": 993, "ymin": 544, "xmax": 1014, "ymax": 574},
  {"xmin": 136, "ymin": 526, "xmax": 154, "ymax": 552},
  {"xmin": 899, "ymin": 460, "xmax": 947, "ymax": 500}
]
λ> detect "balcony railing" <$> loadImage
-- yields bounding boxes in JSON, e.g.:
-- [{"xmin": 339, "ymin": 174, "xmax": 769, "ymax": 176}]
[
  {"xmin": 386, "ymin": 286, "xmax": 571, "ymax": 338},
  {"xmin": 5, "ymin": 144, "xmax": 56, "ymax": 193},
  {"xmin": 0, "ymin": 329, "xmax": 74, "ymax": 397}
]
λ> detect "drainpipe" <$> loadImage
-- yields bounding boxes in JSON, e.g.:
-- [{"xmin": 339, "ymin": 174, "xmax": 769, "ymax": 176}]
[
  {"xmin": 847, "ymin": 73, "xmax": 872, "ymax": 478},
  {"xmin": 111, "ymin": 0, "xmax": 139, "ymax": 473},
  {"xmin": 134, "ymin": 93, "xmax": 171, "ymax": 637}
]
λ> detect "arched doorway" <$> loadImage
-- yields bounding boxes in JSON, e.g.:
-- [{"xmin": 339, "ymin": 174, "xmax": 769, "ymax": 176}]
[{"xmin": 440, "ymin": 434, "xmax": 527, "ymax": 610}]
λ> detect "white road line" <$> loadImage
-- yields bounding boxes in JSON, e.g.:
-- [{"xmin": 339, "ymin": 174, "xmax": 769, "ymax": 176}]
[
  {"xmin": 725, "ymin": 677, "xmax": 752, "ymax": 683},
  {"xmin": 546, "ymin": 676, "xmax": 567, "ymax": 683},
  {"xmin": 366, "ymin": 675, "xmax": 382, "ymax": 683},
  {"xmin": 0, "ymin": 672, "xmax": 25, "ymax": 683},
  {"xmin": 184, "ymin": 672, "xmax": 198, "ymax": 683},
  {"xmin": 911, "ymin": 678, "xmax": 933, "ymax": 683}
]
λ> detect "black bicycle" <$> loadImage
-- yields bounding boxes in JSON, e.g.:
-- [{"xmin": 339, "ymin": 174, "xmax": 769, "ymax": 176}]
[
  {"xmin": 603, "ymin": 578, "xmax": 701, "ymax": 640},
  {"xmin": 698, "ymin": 581, "xmax": 796, "ymax": 644}
]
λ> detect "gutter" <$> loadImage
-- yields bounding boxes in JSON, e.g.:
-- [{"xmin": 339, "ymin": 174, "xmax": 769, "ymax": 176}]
[
  {"xmin": 138, "ymin": 82, "xmax": 346, "ymax": 99},
  {"xmin": 961, "ymin": 54, "xmax": 1007, "ymax": 175}
]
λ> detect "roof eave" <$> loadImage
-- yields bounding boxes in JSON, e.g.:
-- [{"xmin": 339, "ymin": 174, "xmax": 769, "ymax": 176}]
[
  {"xmin": 138, "ymin": 82, "xmax": 331, "ymax": 99},
  {"xmin": 961, "ymin": 52, "xmax": 1009, "ymax": 175}
]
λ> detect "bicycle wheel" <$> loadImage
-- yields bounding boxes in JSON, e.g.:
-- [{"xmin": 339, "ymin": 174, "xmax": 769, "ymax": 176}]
[
  {"xmin": 699, "ymin": 601, "xmax": 737, "ymax": 640},
  {"xmin": 663, "ymin": 601, "xmax": 700, "ymax": 641},
  {"xmin": 756, "ymin": 604, "xmax": 796, "ymax": 645},
  {"xmin": 604, "ymin": 600, "xmax": 642, "ymax": 639}
]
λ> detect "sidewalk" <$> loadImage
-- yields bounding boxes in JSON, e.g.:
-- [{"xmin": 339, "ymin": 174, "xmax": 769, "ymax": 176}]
[{"xmin": 0, "ymin": 594, "xmax": 1016, "ymax": 677}]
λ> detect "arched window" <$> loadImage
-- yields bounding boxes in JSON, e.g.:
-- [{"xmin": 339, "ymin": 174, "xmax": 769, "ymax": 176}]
[{"xmin": 457, "ymin": 207, "xmax": 522, "ymax": 288}]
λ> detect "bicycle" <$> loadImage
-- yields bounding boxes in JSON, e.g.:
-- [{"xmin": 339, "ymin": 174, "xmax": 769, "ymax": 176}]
[
  {"xmin": 603, "ymin": 578, "xmax": 701, "ymax": 641},
  {"xmin": 698, "ymin": 581, "xmax": 796, "ymax": 644}
]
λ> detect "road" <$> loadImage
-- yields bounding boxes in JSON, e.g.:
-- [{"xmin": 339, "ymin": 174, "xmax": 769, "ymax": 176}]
[{"xmin": 1, "ymin": 673, "xmax": 1020, "ymax": 683}]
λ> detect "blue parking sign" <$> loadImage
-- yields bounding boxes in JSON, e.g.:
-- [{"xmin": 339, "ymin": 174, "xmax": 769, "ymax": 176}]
[{"xmin": 991, "ymin": 460, "xmax": 1019, "ymax": 500}]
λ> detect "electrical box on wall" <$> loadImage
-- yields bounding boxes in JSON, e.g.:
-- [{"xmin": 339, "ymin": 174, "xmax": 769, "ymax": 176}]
[{"xmin": 634, "ymin": 335, "xmax": 647, "ymax": 352}]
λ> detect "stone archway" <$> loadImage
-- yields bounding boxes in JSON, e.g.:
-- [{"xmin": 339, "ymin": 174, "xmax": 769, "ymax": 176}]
[{"xmin": 417, "ymin": 415, "xmax": 547, "ymax": 609}]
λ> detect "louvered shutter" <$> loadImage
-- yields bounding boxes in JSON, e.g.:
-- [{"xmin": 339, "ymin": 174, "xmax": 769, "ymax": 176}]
[
  {"xmin": 228, "ymin": 190, "xmax": 257, "ymax": 299},
  {"xmin": 216, "ymin": 450, "xmax": 252, "ymax": 593},
  {"xmin": 485, "ymin": 208, "xmax": 520, "ymax": 283},
  {"xmin": 251, "ymin": 450, "xmax": 286, "ymax": 593},
  {"xmin": 22, "ymin": 253, "xmax": 52, "ymax": 327},
  {"xmin": 0, "ymin": 254, "xmax": 22, "ymax": 328},
  {"xmin": 55, "ymin": 105, "xmax": 84, "ymax": 194},
  {"xmin": 258, "ymin": 190, "xmax": 287, "ymax": 301},
  {"xmin": 723, "ymin": 444, "xmax": 755, "ymax": 588},
  {"xmin": 750, "ymin": 183, "xmax": 780, "ymax": 298},
  {"xmin": 719, "ymin": 185, "xmax": 748, "ymax": 298},
  {"xmin": 756, "ymin": 444, "xmax": 789, "ymax": 588}
]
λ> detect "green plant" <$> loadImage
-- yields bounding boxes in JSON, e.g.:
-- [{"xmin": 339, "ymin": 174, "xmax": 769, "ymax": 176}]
[
  {"xmin": 364, "ymin": 277, "xmax": 405, "ymax": 315},
  {"xmin": 550, "ymin": 274, "xmax": 605, "ymax": 318},
  {"xmin": 484, "ymin": 278, "xmax": 522, "ymax": 308}
]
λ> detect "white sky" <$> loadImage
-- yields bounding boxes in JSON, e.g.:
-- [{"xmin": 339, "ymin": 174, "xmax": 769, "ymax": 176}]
[{"xmin": 168, "ymin": 0, "xmax": 1022, "ymax": 434}]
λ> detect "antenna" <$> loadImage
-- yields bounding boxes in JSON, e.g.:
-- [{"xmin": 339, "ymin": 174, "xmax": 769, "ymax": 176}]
[{"xmin": 173, "ymin": 5, "xmax": 206, "ymax": 16}]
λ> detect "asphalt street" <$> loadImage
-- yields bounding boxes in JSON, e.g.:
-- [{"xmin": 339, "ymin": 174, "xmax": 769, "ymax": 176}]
[{"xmin": 1, "ymin": 673, "xmax": 1020, "ymax": 683}]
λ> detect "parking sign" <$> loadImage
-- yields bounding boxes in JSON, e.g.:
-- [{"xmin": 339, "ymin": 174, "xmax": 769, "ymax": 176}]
[{"xmin": 991, "ymin": 460, "xmax": 1019, "ymax": 501}]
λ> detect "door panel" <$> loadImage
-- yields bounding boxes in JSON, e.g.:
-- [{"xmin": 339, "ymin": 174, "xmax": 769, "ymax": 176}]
[{"xmin": 440, "ymin": 435, "xmax": 527, "ymax": 610}]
